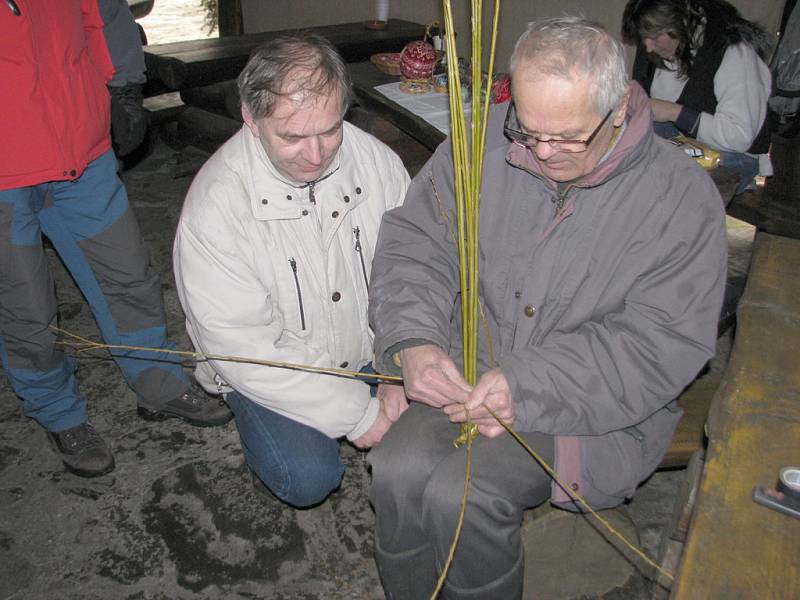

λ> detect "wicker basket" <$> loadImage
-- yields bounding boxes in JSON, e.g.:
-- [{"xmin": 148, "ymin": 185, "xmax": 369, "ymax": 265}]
[{"xmin": 370, "ymin": 52, "xmax": 402, "ymax": 77}]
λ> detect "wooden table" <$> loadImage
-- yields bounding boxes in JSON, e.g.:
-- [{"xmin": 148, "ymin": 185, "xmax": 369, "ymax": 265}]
[
  {"xmin": 349, "ymin": 61, "xmax": 447, "ymax": 151},
  {"xmin": 145, "ymin": 19, "xmax": 426, "ymax": 92}
]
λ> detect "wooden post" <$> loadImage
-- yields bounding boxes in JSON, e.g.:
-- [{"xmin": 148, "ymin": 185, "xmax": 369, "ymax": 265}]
[{"xmin": 218, "ymin": 0, "xmax": 243, "ymax": 37}]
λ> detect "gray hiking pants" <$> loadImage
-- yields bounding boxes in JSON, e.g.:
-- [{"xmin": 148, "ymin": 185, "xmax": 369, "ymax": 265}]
[{"xmin": 368, "ymin": 403, "xmax": 554, "ymax": 599}]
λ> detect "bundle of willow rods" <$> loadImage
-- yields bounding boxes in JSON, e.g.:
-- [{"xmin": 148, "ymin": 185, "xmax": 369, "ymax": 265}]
[
  {"xmin": 430, "ymin": 2, "xmax": 500, "ymax": 598},
  {"xmin": 443, "ymin": 0, "xmax": 500, "ymax": 444}
]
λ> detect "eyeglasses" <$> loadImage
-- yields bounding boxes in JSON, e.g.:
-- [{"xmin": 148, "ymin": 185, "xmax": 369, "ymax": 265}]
[{"xmin": 504, "ymin": 102, "xmax": 614, "ymax": 153}]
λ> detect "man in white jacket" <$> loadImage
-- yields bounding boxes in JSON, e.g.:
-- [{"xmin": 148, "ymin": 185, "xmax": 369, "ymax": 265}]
[{"xmin": 173, "ymin": 35, "xmax": 411, "ymax": 507}]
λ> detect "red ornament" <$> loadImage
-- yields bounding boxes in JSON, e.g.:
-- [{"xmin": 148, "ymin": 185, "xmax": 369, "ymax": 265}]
[
  {"xmin": 491, "ymin": 74, "xmax": 511, "ymax": 104},
  {"xmin": 400, "ymin": 40, "xmax": 437, "ymax": 81}
]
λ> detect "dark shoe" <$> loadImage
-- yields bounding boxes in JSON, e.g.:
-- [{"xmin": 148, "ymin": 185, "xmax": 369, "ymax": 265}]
[
  {"xmin": 47, "ymin": 423, "xmax": 115, "ymax": 477},
  {"xmin": 137, "ymin": 383, "xmax": 233, "ymax": 427}
]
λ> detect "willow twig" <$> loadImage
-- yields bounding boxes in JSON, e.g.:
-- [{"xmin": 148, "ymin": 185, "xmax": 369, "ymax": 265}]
[{"xmin": 52, "ymin": 327, "xmax": 402, "ymax": 383}]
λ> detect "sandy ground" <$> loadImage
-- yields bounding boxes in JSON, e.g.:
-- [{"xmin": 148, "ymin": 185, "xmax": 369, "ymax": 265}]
[{"xmin": 138, "ymin": 0, "xmax": 218, "ymax": 44}]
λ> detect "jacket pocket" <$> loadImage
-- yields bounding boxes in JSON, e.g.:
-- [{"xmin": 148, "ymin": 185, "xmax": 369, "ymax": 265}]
[
  {"xmin": 576, "ymin": 404, "xmax": 684, "ymax": 509},
  {"xmin": 352, "ymin": 226, "xmax": 370, "ymax": 292},
  {"xmin": 288, "ymin": 257, "xmax": 306, "ymax": 331},
  {"xmin": 580, "ymin": 429, "xmax": 643, "ymax": 508}
]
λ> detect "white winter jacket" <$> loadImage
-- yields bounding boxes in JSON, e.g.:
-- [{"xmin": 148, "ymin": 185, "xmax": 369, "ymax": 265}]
[{"xmin": 174, "ymin": 123, "xmax": 410, "ymax": 440}]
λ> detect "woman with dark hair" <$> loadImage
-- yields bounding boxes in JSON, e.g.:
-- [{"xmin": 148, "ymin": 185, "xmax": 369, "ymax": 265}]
[{"xmin": 622, "ymin": 0, "xmax": 773, "ymax": 193}]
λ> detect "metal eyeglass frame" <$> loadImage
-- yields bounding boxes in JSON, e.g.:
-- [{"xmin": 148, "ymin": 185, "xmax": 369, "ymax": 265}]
[{"xmin": 503, "ymin": 102, "xmax": 614, "ymax": 153}]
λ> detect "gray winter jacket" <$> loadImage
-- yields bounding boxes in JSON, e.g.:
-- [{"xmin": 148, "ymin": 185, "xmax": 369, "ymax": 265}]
[{"xmin": 369, "ymin": 82, "xmax": 727, "ymax": 510}]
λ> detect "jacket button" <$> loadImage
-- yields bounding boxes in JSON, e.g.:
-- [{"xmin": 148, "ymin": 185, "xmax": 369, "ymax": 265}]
[
  {"xmin": 570, "ymin": 482, "xmax": 579, "ymax": 491},
  {"xmin": 261, "ymin": 198, "xmax": 268, "ymax": 205},
  {"xmin": 514, "ymin": 291, "xmax": 521, "ymax": 298},
  {"xmin": 356, "ymin": 187, "xmax": 362, "ymax": 194},
  {"xmin": 302, "ymin": 210, "xmax": 309, "ymax": 216},
  {"xmin": 69, "ymin": 169, "xmax": 77, "ymax": 177},
  {"xmin": 332, "ymin": 291, "xmax": 341, "ymax": 302},
  {"xmin": 286, "ymin": 194, "xmax": 292, "ymax": 200},
  {"xmin": 339, "ymin": 361, "xmax": 348, "ymax": 368},
  {"xmin": 331, "ymin": 211, "xmax": 339, "ymax": 218},
  {"xmin": 343, "ymin": 195, "xmax": 350, "ymax": 203},
  {"xmin": 524, "ymin": 305, "xmax": 536, "ymax": 317}
]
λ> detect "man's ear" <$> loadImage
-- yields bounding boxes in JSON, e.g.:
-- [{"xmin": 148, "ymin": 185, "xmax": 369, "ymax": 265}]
[
  {"xmin": 614, "ymin": 85, "xmax": 632, "ymax": 127},
  {"xmin": 241, "ymin": 103, "xmax": 260, "ymax": 136}
]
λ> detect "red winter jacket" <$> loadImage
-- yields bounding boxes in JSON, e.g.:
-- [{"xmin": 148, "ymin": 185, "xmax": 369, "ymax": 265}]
[{"xmin": 0, "ymin": 0, "xmax": 115, "ymax": 191}]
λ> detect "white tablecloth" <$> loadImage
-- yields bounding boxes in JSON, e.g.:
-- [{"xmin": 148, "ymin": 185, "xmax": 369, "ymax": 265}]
[{"xmin": 373, "ymin": 82, "xmax": 471, "ymax": 136}]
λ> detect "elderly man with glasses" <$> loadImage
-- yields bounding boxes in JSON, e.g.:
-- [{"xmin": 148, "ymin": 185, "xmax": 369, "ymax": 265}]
[{"xmin": 366, "ymin": 16, "xmax": 727, "ymax": 599}]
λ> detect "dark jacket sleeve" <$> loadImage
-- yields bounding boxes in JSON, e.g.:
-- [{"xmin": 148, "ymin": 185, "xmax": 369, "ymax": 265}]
[
  {"xmin": 369, "ymin": 145, "xmax": 462, "ymax": 375},
  {"xmin": 99, "ymin": 0, "xmax": 146, "ymax": 86}
]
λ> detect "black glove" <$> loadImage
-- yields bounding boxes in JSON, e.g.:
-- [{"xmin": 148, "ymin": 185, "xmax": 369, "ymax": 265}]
[{"xmin": 109, "ymin": 83, "xmax": 148, "ymax": 156}]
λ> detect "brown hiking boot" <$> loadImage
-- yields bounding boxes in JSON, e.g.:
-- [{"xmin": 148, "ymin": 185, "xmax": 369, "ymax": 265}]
[{"xmin": 137, "ymin": 383, "xmax": 233, "ymax": 427}]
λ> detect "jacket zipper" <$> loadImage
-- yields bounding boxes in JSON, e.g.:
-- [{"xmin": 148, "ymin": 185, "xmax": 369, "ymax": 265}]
[
  {"xmin": 353, "ymin": 227, "xmax": 369, "ymax": 290},
  {"xmin": 508, "ymin": 154, "xmax": 577, "ymax": 217},
  {"xmin": 288, "ymin": 258, "xmax": 306, "ymax": 331},
  {"xmin": 554, "ymin": 184, "xmax": 574, "ymax": 215}
]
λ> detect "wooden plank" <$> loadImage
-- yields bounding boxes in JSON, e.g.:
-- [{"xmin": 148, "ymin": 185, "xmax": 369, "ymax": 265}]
[
  {"xmin": 142, "ymin": 91, "xmax": 186, "ymax": 125},
  {"xmin": 176, "ymin": 107, "xmax": 241, "ymax": 154},
  {"xmin": 145, "ymin": 19, "xmax": 426, "ymax": 90},
  {"xmin": 672, "ymin": 232, "xmax": 800, "ymax": 599},
  {"xmin": 659, "ymin": 377, "xmax": 720, "ymax": 469}
]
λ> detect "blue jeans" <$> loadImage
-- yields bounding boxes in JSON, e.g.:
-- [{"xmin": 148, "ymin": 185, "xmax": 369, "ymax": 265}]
[
  {"xmin": 225, "ymin": 390, "xmax": 345, "ymax": 508},
  {"xmin": 653, "ymin": 121, "xmax": 758, "ymax": 194}
]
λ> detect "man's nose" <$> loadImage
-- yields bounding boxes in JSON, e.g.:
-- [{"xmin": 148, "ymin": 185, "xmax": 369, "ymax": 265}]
[
  {"xmin": 644, "ymin": 38, "xmax": 655, "ymax": 53},
  {"xmin": 533, "ymin": 139, "xmax": 559, "ymax": 161},
  {"xmin": 303, "ymin": 136, "xmax": 322, "ymax": 164}
]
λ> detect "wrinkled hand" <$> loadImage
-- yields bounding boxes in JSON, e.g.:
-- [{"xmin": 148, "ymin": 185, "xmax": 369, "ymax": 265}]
[
  {"xmin": 400, "ymin": 345, "xmax": 470, "ymax": 408},
  {"xmin": 443, "ymin": 367, "xmax": 514, "ymax": 438},
  {"xmin": 378, "ymin": 383, "xmax": 409, "ymax": 422},
  {"xmin": 650, "ymin": 98, "xmax": 682, "ymax": 124},
  {"xmin": 351, "ymin": 405, "xmax": 393, "ymax": 449}
]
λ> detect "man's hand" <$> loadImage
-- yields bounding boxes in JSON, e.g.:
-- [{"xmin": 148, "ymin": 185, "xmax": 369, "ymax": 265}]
[
  {"xmin": 443, "ymin": 367, "xmax": 514, "ymax": 438},
  {"xmin": 378, "ymin": 383, "xmax": 409, "ymax": 422},
  {"xmin": 650, "ymin": 98, "xmax": 682, "ymax": 123},
  {"xmin": 399, "ymin": 345, "xmax": 471, "ymax": 408},
  {"xmin": 351, "ymin": 405, "xmax": 393, "ymax": 449}
]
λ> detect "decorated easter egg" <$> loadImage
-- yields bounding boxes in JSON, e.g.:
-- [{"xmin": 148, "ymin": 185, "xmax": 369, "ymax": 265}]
[
  {"xmin": 400, "ymin": 40, "xmax": 437, "ymax": 81},
  {"xmin": 491, "ymin": 74, "xmax": 511, "ymax": 104}
]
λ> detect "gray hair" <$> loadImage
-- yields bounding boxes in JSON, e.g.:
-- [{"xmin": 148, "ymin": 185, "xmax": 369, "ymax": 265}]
[
  {"xmin": 509, "ymin": 17, "xmax": 628, "ymax": 115},
  {"xmin": 237, "ymin": 33, "xmax": 354, "ymax": 120}
]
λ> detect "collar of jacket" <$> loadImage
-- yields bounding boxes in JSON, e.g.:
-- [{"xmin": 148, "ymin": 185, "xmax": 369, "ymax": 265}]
[
  {"xmin": 507, "ymin": 81, "xmax": 654, "ymax": 189},
  {"xmin": 243, "ymin": 124, "xmax": 367, "ymax": 221}
]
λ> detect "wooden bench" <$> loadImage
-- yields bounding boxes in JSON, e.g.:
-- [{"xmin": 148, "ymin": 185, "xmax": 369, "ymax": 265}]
[
  {"xmin": 143, "ymin": 19, "xmax": 426, "ymax": 92},
  {"xmin": 670, "ymin": 232, "xmax": 800, "ymax": 598}
]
